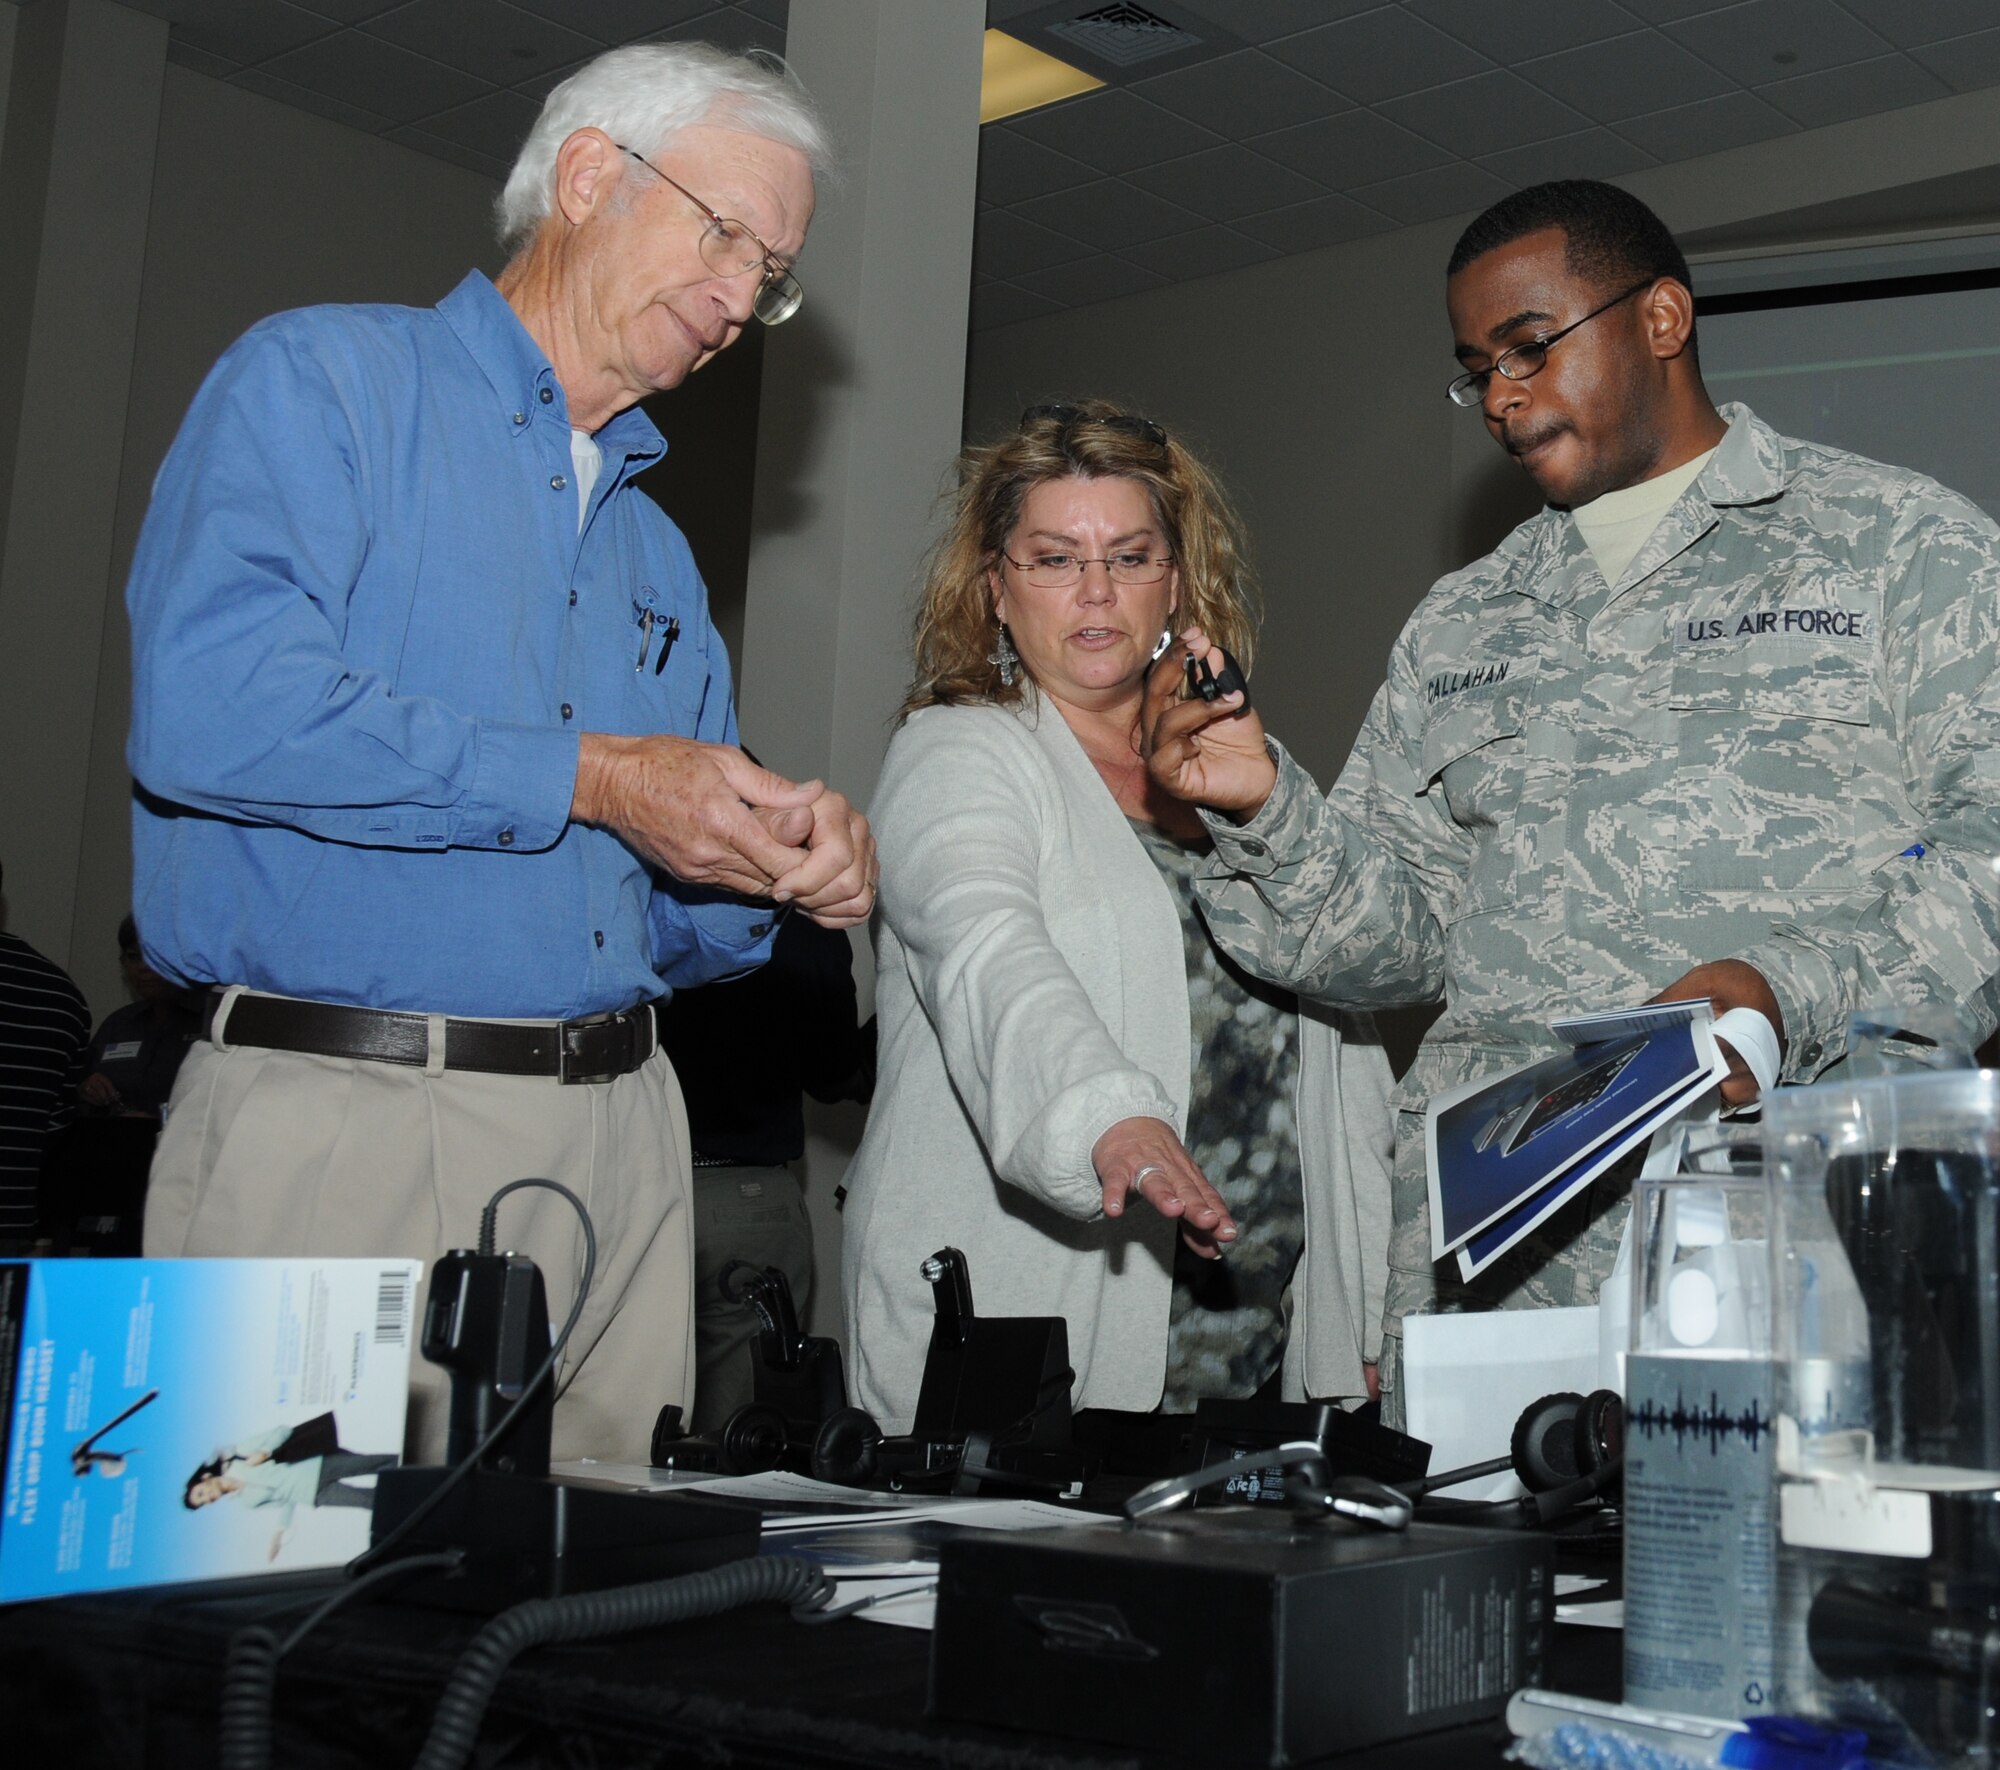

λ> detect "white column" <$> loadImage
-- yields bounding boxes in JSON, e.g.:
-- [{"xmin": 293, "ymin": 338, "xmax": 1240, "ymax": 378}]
[
  {"xmin": 0, "ymin": 0, "xmax": 166, "ymax": 984},
  {"xmin": 738, "ymin": 0, "xmax": 983, "ymax": 812},
  {"xmin": 736, "ymin": 0, "xmax": 984, "ymax": 1339}
]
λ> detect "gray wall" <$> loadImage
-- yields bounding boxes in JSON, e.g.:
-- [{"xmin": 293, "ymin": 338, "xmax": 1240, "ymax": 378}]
[{"xmin": 965, "ymin": 83, "xmax": 2000, "ymax": 790}]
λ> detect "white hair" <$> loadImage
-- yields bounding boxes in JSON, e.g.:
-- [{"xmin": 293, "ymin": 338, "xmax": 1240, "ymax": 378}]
[{"xmin": 496, "ymin": 43, "xmax": 834, "ymax": 252}]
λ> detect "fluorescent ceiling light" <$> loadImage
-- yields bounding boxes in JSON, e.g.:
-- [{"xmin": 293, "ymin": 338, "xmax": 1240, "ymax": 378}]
[{"xmin": 981, "ymin": 28, "xmax": 1104, "ymax": 125}]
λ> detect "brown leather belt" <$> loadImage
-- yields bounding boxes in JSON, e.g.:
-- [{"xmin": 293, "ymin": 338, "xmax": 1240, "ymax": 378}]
[{"xmin": 206, "ymin": 991, "xmax": 659, "ymax": 1084}]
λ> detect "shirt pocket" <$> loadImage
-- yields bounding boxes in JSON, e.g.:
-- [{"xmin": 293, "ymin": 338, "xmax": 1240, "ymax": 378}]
[
  {"xmin": 1420, "ymin": 656, "xmax": 1539, "ymax": 921},
  {"xmin": 1665, "ymin": 641, "xmax": 1871, "ymax": 897}
]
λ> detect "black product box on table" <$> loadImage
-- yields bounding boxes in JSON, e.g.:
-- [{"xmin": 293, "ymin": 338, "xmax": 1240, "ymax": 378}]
[{"xmin": 930, "ymin": 1510, "xmax": 1552, "ymax": 1767}]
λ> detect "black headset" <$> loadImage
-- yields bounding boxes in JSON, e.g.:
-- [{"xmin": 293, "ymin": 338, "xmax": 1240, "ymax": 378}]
[{"xmin": 1504, "ymin": 1387, "xmax": 1624, "ymax": 1523}]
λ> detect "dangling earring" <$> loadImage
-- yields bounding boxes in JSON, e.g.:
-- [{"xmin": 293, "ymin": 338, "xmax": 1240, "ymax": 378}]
[{"xmin": 988, "ymin": 622, "xmax": 1019, "ymax": 689}]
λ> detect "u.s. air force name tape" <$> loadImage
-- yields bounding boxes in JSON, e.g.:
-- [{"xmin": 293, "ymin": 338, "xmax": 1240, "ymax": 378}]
[{"xmin": 1711, "ymin": 1006, "xmax": 1781, "ymax": 1098}]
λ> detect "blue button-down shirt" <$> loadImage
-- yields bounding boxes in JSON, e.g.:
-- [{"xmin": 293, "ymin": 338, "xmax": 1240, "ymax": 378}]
[{"xmin": 127, "ymin": 271, "xmax": 777, "ymax": 1017}]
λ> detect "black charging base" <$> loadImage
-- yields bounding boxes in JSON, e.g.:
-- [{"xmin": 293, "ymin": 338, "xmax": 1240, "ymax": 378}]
[{"xmin": 369, "ymin": 1467, "xmax": 761, "ymax": 1612}]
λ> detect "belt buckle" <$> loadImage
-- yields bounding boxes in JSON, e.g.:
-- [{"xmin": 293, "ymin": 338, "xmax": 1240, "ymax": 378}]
[{"xmin": 558, "ymin": 1009, "xmax": 635, "ymax": 1085}]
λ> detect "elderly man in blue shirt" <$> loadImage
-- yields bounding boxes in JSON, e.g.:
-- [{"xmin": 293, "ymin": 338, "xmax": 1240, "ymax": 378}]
[{"xmin": 126, "ymin": 43, "xmax": 873, "ymax": 1464}]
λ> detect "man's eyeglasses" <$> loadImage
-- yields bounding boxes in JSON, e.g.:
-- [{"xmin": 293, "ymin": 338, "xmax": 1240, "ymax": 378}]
[
  {"xmin": 1001, "ymin": 550, "xmax": 1175, "ymax": 589},
  {"xmin": 617, "ymin": 145, "xmax": 803, "ymax": 326},
  {"xmin": 1446, "ymin": 277, "xmax": 1656, "ymax": 409},
  {"xmin": 1020, "ymin": 403, "xmax": 1169, "ymax": 450}
]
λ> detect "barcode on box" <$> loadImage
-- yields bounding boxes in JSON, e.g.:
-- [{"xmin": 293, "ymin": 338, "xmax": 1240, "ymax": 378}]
[{"xmin": 374, "ymin": 1269, "xmax": 410, "ymax": 1345}]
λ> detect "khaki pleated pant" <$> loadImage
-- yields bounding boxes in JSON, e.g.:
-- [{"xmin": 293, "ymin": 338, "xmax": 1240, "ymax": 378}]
[{"xmin": 145, "ymin": 1015, "xmax": 695, "ymax": 1466}]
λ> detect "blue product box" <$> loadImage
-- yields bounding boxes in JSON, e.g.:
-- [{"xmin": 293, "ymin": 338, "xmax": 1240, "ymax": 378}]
[{"xmin": 0, "ymin": 1258, "xmax": 419, "ymax": 1601}]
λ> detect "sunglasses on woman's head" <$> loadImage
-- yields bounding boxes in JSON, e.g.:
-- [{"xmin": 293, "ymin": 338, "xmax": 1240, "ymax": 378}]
[{"xmin": 1019, "ymin": 403, "xmax": 1168, "ymax": 450}]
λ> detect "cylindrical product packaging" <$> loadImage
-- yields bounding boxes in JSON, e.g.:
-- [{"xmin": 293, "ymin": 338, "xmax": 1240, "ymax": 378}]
[
  {"xmin": 1766, "ymin": 1069, "xmax": 2000, "ymax": 1764},
  {"xmin": 1623, "ymin": 1127, "xmax": 1780, "ymax": 1720}
]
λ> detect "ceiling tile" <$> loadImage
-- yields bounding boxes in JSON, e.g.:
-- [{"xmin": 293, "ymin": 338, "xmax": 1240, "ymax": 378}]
[
  {"xmin": 1663, "ymin": 0, "xmax": 1893, "ymax": 86},
  {"xmin": 514, "ymin": 54, "xmax": 598, "ymax": 99},
  {"xmin": 416, "ymin": 86, "xmax": 543, "ymax": 162},
  {"xmin": 1235, "ymin": 190, "xmax": 1397, "ymax": 254},
  {"xmin": 136, "ymin": 0, "xmax": 334, "ymax": 66},
  {"xmin": 1268, "ymin": 8, "xmax": 1494, "ymax": 105},
  {"xmin": 1193, "ymin": 0, "xmax": 1391, "ymax": 45},
  {"xmin": 1013, "ymin": 253, "xmax": 1167, "ymax": 309},
  {"xmin": 1834, "ymin": 0, "xmax": 1997, "ymax": 51},
  {"xmin": 506, "ymin": 0, "xmax": 720, "ymax": 43},
  {"xmin": 1760, "ymin": 52, "xmax": 1949, "ymax": 127},
  {"xmin": 229, "ymin": 65, "xmax": 395, "ymax": 134},
  {"xmin": 1249, "ymin": 107, "xmax": 1452, "ymax": 187},
  {"xmin": 384, "ymin": 123, "xmax": 509, "ymax": 179},
  {"xmin": 977, "ymin": 127, "xmax": 1097, "ymax": 208},
  {"xmin": 366, "ymin": 0, "xmax": 601, "ymax": 90},
  {"xmin": 1013, "ymin": 177, "xmax": 1208, "ymax": 252},
  {"xmin": 1129, "ymin": 49, "xmax": 1348, "ymax": 136},
  {"xmin": 257, "ymin": 31, "xmax": 493, "ymax": 124},
  {"xmin": 1909, "ymin": 26, "xmax": 2000, "ymax": 93},
  {"xmin": 290, "ymin": 1, "xmax": 404, "ymax": 21},
  {"xmin": 1120, "ymin": 224, "xmax": 1282, "ymax": 281},
  {"xmin": 1349, "ymin": 159, "xmax": 1511, "ymax": 225},
  {"xmin": 972, "ymin": 208, "xmax": 1093, "ymax": 279},
  {"xmin": 1011, "ymin": 88, "xmax": 1225, "ymax": 175},
  {"xmin": 1518, "ymin": 32, "xmax": 1733, "ymax": 123},
  {"xmin": 1476, "ymin": 126, "xmax": 1657, "ymax": 188},
  {"xmin": 646, "ymin": 7, "xmax": 784, "ymax": 56},
  {"xmin": 1405, "ymin": 0, "xmax": 1644, "ymax": 62},
  {"xmin": 1612, "ymin": 88, "xmax": 1798, "ymax": 160},
  {"xmin": 1126, "ymin": 142, "xmax": 1323, "ymax": 222},
  {"xmin": 166, "ymin": 40, "xmax": 241, "ymax": 78},
  {"xmin": 1378, "ymin": 69, "xmax": 1594, "ymax": 159},
  {"xmin": 1616, "ymin": 0, "xmax": 1740, "ymax": 20},
  {"xmin": 970, "ymin": 282, "xmax": 1064, "ymax": 332}
]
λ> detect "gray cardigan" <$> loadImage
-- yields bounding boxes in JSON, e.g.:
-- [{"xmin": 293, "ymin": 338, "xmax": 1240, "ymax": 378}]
[{"xmin": 841, "ymin": 697, "xmax": 1395, "ymax": 1431}]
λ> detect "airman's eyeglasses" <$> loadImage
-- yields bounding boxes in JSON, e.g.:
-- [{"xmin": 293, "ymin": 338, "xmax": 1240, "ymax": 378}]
[
  {"xmin": 1446, "ymin": 278, "xmax": 1655, "ymax": 409},
  {"xmin": 617, "ymin": 145, "xmax": 803, "ymax": 326}
]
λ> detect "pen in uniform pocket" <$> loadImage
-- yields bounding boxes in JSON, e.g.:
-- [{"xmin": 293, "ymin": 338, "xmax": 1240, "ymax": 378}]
[
  {"xmin": 655, "ymin": 616, "xmax": 680, "ymax": 675},
  {"xmin": 635, "ymin": 608, "xmax": 654, "ymax": 671}
]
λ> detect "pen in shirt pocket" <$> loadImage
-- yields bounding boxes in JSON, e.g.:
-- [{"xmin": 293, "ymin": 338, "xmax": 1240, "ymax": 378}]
[{"xmin": 634, "ymin": 609, "xmax": 681, "ymax": 674}]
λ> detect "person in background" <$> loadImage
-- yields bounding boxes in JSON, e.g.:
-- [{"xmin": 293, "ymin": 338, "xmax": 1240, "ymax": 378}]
[
  {"xmin": 843, "ymin": 402, "xmax": 1396, "ymax": 1433},
  {"xmin": 123, "ymin": 43, "xmax": 874, "ymax": 1462},
  {"xmin": 77, "ymin": 918, "xmax": 202, "ymax": 1122},
  {"xmin": 656, "ymin": 910, "xmax": 874, "ymax": 1430},
  {"xmin": 0, "ymin": 859, "xmax": 90, "ymax": 1245},
  {"xmin": 1149, "ymin": 180, "xmax": 2000, "ymax": 1424}
]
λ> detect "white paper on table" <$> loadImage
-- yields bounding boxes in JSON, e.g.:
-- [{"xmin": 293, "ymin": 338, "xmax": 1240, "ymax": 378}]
[
  {"xmin": 1554, "ymin": 1572, "xmax": 1624, "ymax": 1629},
  {"xmin": 1403, "ymin": 1304, "xmax": 1602, "ymax": 1500}
]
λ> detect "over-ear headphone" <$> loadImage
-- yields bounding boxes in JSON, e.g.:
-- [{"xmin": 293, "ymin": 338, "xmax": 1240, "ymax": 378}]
[
  {"xmin": 1507, "ymin": 1388, "xmax": 1624, "ymax": 1523},
  {"xmin": 810, "ymin": 1406, "xmax": 884, "ymax": 1485}
]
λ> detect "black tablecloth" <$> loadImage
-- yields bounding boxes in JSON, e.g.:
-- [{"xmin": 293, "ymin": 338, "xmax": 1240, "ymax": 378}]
[{"xmin": 0, "ymin": 1564, "xmax": 1620, "ymax": 1770}]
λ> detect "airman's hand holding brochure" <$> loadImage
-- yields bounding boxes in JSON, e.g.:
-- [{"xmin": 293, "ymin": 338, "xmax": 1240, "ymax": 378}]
[{"xmin": 1426, "ymin": 1003, "xmax": 1731, "ymax": 1282}]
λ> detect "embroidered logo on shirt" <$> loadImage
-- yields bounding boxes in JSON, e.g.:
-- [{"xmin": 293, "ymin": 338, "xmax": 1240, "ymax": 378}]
[
  {"xmin": 1426, "ymin": 660, "xmax": 1511, "ymax": 703},
  {"xmin": 1679, "ymin": 606, "xmax": 1869, "ymax": 645}
]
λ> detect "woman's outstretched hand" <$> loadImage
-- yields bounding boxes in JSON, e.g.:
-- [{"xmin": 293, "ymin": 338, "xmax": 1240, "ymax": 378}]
[
  {"xmin": 1141, "ymin": 627, "xmax": 1277, "ymax": 820},
  {"xmin": 1093, "ymin": 1115, "xmax": 1238, "ymax": 1258}
]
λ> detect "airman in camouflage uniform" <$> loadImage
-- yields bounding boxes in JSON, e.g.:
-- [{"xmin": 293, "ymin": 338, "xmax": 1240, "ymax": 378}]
[{"xmin": 1144, "ymin": 182, "xmax": 2000, "ymax": 1419}]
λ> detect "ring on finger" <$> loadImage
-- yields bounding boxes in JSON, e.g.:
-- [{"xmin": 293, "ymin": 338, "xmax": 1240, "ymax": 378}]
[{"xmin": 1132, "ymin": 1163, "xmax": 1166, "ymax": 1188}]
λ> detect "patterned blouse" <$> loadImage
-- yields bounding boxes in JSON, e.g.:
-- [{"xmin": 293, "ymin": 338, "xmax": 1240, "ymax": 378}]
[{"xmin": 1128, "ymin": 818, "xmax": 1305, "ymax": 1411}]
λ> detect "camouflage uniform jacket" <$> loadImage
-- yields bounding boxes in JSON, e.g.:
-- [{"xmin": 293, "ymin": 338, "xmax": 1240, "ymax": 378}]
[{"xmin": 1196, "ymin": 405, "xmax": 2000, "ymax": 1360}]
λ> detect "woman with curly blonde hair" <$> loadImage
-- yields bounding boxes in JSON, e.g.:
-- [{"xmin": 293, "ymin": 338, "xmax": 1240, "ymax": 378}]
[{"xmin": 842, "ymin": 402, "xmax": 1394, "ymax": 1431}]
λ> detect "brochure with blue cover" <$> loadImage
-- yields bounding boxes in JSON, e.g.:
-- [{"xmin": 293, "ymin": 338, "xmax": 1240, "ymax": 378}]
[
  {"xmin": 1426, "ymin": 1004, "xmax": 1728, "ymax": 1281},
  {"xmin": 0, "ymin": 1258, "xmax": 419, "ymax": 1602}
]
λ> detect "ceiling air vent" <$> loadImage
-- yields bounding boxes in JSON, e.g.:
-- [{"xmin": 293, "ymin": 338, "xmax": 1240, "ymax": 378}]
[{"xmin": 1045, "ymin": 4, "xmax": 1203, "ymax": 70}]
